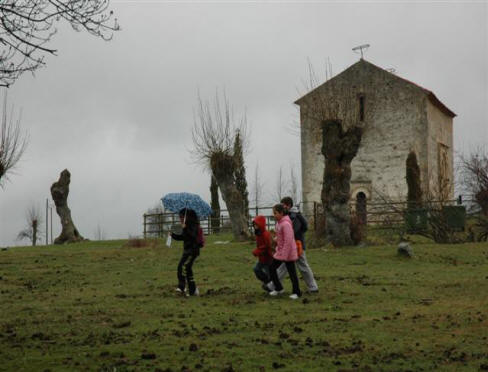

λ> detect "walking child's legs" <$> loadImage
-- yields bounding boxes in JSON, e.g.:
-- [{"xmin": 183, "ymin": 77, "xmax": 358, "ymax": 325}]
[
  {"xmin": 184, "ymin": 254, "xmax": 198, "ymax": 295},
  {"xmin": 269, "ymin": 259, "xmax": 284, "ymax": 291},
  {"xmin": 284, "ymin": 261, "xmax": 301, "ymax": 296},
  {"xmin": 177, "ymin": 252, "xmax": 190, "ymax": 290},
  {"xmin": 276, "ymin": 262, "xmax": 288, "ymax": 282},
  {"xmin": 253, "ymin": 262, "xmax": 270, "ymax": 283},
  {"xmin": 296, "ymin": 251, "xmax": 318, "ymax": 291}
]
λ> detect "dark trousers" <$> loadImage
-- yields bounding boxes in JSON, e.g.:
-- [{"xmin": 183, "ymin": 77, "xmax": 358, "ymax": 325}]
[
  {"xmin": 269, "ymin": 259, "xmax": 301, "ymax": 296},
  {"xmin": 177, "ymin": 251, "xmax": 198, "ymax": 295},
  {"xmin": 253, "ymin": 262, "xmax": 270, "ymax": 283}
]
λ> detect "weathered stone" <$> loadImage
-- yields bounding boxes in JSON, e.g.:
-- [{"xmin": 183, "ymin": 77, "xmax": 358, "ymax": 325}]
[{"xmin": 296, "ymin": 59, "xmax": 455, "ymax": 217}]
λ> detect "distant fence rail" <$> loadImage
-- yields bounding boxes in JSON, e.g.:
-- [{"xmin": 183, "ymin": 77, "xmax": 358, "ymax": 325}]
[
  {"xmin": 143, "ymin": 206, "xmax": 287, "ymax": 238},
  {"xmin": 143, "ymin": 196, "xmax": 477, "ymax": 238}
]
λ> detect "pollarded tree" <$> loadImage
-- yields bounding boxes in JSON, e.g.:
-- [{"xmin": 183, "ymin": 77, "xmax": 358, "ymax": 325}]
[
  {"xmin": 17, "ymin": 204, "xmax": 43, "ymax": 246},
  {"xmin": 0, "ymin": 0, "xmax": 119, "ymax": 87},
  {"xmin": 300, "ymin": 65, "xmax": 376, "ymax": 246},
  {"xmin": 0, "ymin": 93, "xmax": 28, "ymax": 186},
  {"xmin": 191, "ymin": 91, "xmax": 250, "ymax": 241},
  {"xmin": 406, "ymin": 151, "xmax": 422, "ymax": 209}
]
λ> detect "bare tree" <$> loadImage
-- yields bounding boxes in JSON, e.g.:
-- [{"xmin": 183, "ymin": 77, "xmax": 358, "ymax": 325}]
[
  {"xmin": 191, "ymin": 90, "xmax": 250, "ymax": 241},
  {"xmin": 94, "ymin": 224, "xmax": 105, "ymax": 241},
  {"xmin": 251, "ymin": 162, "xmax": 264, "ymax": 215},
  {"xmin": 288, "ymin": 163, "xmax": 300, "ymax": 206},
  {"xmin": 459, "ymin": 147, "xmax": 488, "ymax": 241},
  {"xmin": 50, "ymin": 169, "xmax": 84, "ymax": 244},
  {"xmin": 459, "ymin": 147, "xmax": 488, "ymax": 216},
  {"xmin": 0, "ymin": 93, "xmax": 28, "ymax": 186},
  {"xmin": 17, "ymin": 204, "xmax": 43, "ymax": 246},
  {"xmin": 274, "ymin": 166, "xmax": 286, "ymax": 203},
  {"xmin": 0, "ymin": 0, "xmax": 119, "ymax": 87}
]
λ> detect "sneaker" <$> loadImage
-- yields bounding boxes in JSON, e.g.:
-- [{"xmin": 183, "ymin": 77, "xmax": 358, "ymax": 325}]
[
  {"xmin": 307, "ymin": 289, "xmax": 319, "ymax": 294},
  {"xmin": 175, "ymin": 287, "xmax": 185, "ymax": 293},
  {"xmin": 187, "ymin": 287, "xmax": 200, "ymax": 297},
  {"xmin": 261, "ymin": 284, "xmax": 271, "ymax": 292},
  {"xmin": 289, "ymin": 294, "xmax": 300, "ymax": 300},
  {"xmin": 269, "ymin": 289, "xmax": 285, "ymax": 296}
]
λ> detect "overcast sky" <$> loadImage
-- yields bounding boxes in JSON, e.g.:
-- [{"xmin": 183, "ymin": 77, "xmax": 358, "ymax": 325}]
[{"xmin": 1, "ymin": 1, "xmax": 487, "ymax": 246}]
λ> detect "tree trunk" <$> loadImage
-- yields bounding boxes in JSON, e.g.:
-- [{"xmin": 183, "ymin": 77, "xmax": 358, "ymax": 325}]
[
  {"xmin": 321, "ymin": 120, "xmax": 362, "ymax": 247},
  {"xmin": 32, "ymin": 219, "xmax": 37, "ymax": 246},
  {"xmin": 50, "ymin": 169, "xmax": 84, "ymax": 244},
  {"xmin": 211, "ymin": 152, "xmax": 250, "ymax": 241},
  {"xmin": 210, "ymin": 175, "xmax": 221, "ymax": 233},
  {"xmin": 406, "ymin": 151, "xmax": 422, "ymax": 209}
]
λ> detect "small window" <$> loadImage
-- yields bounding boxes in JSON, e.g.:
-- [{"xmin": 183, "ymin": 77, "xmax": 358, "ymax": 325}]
[{"xmin": 359, "ymin": 95, "xmax": 365, "ymax": 121}]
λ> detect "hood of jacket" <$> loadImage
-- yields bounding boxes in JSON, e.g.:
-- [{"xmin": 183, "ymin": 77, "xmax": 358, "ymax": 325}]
[
  {"xmin": 253, "ymin": 215, "xmax": 267, "ymax": 232},
  {"xmin": 289, "ymin": 206, "xmax": 299, "ymax": 214}
]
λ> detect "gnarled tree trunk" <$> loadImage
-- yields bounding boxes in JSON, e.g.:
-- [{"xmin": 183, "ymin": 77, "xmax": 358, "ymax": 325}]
[
  {"xmin": 210, "ymin": 175, "xmax": 221, "ymax": 233},
  {"xmin": 321, "ymin": 120, "xmax": 362, "ymax": 246},
  {"xmin": 211, "ymin": 152, "xmax": 250, "ymax": 241},
  {"xmin": 406, "ymin": 151, "xmax": 422, "ymax": 209},
  {"xmin": 50, "ymin": 169, "xmax": 84, "ymax": 244}
]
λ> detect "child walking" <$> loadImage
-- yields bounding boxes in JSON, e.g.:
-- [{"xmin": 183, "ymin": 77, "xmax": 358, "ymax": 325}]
[
  {"xmin": 269, "ymin": 204, "xmax": 301, "ymax": 299},
  {"xmin": 251, "ymin": 215, "xmax": 273, "ymax": 291},
  {"xmin": 170, "ymin": 208, "xmax": 201, "ymax": 296}
]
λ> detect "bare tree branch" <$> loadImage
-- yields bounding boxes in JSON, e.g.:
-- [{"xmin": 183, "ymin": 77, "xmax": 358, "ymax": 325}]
[
  {"xmin": 0, "ymin": 92, "xmax": 28, "ymax": 187},
  {"xmin": 0, "ymin": 0, "xmax": 119, "ymax": 86}
]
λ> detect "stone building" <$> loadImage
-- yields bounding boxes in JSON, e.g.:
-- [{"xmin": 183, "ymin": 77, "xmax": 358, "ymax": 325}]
[{"xmin": 295, "ymin": 59, "xmax": 456, "ymax": 217}]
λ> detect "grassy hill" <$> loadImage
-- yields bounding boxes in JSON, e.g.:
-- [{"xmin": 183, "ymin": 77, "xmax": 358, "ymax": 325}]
[{"xmin": 0, "ymin": 236, "xmax": 487, "ymax": 371}]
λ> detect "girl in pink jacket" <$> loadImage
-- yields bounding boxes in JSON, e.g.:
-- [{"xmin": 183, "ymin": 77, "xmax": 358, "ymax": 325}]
[{"xmin": 269, "ymin": 204, "xmax": 301, "ymax": 299}]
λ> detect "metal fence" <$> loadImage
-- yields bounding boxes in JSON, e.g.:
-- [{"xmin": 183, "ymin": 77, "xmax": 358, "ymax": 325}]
[
  {"xmin": 143, "ymin": 196, "xmax": 476, "ymax": 238},
  {"xmin": 143, "ymin": 206, "xmax": 276, "ymax": 238}
]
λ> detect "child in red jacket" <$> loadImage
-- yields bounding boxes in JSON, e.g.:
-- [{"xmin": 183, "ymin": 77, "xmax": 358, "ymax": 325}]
[{"xmin": 252, "ymin": 215, "xmax": 273, "ymax": 292}]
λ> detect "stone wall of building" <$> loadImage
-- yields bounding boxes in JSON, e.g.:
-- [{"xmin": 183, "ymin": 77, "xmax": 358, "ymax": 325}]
[
  {"xmin": 426, "ymin": 99, "xmax": 454, "ymax": 199},
  {"xmin": 298, "ymin": 60, "xmax": 454, "ymax": 218}
]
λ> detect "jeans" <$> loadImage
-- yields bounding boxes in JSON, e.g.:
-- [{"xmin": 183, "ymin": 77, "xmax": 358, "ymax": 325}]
[
  {"xmin": 269, "ymin": 259, "xmax": 301, "ymax": 296},
  {"xmin": 177, "ymin": 251, "xmax": 198, "ymax": 295},
  {"xmin": 253, "ymin": 262, "xmax": 270, "ymax": 283}
]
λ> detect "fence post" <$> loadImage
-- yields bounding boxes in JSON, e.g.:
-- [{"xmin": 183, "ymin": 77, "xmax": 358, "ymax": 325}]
[{"xmin": 143, "ymin": 214, "xmax": 147, "ymax": 239}]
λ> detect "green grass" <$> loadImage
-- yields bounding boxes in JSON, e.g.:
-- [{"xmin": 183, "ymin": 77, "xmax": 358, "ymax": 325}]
[{"xmin": 1, "ymin": 236, "xmax": 487, "ymax": 371}]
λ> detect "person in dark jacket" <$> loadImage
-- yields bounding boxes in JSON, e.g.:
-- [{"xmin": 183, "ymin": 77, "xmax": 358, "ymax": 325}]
[
  {"xmin": 252, "ymin": 215, "xmax": 273, "ymax": 291},
  {"xmin": 171, "ymin": 208, "xmax": 200, "ymax": 296},
  {"xmin": 269, "ymin": 197, "xmax": 318, "ymax": 293}
]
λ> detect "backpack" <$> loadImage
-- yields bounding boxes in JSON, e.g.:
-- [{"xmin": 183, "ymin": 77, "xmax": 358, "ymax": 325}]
[
  {"xmin": 290, "ymin": 211, "xmax": 308, "ymax": 237},
  {"xmin": 197, "ymin": 226, "xmax": 205, "ymax": 248},
  {"xmin": 296, "ymin": 212, "xmax": 308, "ymax": 234}
]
